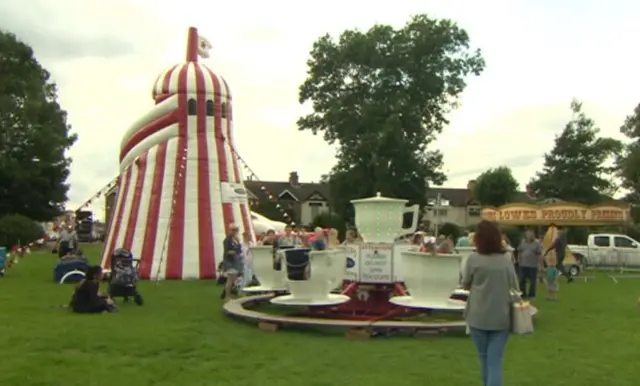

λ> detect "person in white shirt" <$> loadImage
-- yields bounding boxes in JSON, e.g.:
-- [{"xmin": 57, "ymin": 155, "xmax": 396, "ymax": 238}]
[
  {"xmin": 57, "ymin": 225, "xmax": 78, "ymax": 258},
  {"xmin": 240, "ymin": 232, "xmax": 254, "ymax": 288}
]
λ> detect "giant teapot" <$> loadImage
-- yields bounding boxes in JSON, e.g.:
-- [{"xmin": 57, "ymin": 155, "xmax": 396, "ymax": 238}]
[{"xmin": 351, "ymin": 193, "xmax": 420, "ymax": 243}]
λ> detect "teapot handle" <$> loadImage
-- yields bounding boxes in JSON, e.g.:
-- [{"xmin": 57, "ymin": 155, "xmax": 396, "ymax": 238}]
[{"xmin": 401, "ymin": 204, "xmax": 420, "ymax": 234}]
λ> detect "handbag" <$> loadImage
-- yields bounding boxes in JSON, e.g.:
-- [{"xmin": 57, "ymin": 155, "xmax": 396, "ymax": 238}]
[{"xmin": 511, "ymin": 300, "xmax": 534, "ymax": 334}]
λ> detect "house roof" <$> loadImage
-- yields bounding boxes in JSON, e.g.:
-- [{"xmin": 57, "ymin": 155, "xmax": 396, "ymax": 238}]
[
  {"xmin": 243, "ymin": 180, "xmax": 330, "ymax": 202},
  {"xmin": 243, "ymin": 180, "xmax": 536, "ymax": 206},
  {"xmin": 425, "ymin": 188, "xmax": 536, "ymax": 207}
]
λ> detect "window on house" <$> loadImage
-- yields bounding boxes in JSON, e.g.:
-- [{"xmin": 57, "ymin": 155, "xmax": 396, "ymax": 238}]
[
  {"xmin": 188, "ymin": 99, "xmax": 197, "ymax": 115},
  {"xmin": 468, "ymin": 207, "xmax": 481, "ymax": 216},
  {"xmin": 206, "ymin": 100, "xmax": 214, "ymax": 116},
  {"xmin": 428, "ymin": 209, "xmax": 447, "ymax": 217}
]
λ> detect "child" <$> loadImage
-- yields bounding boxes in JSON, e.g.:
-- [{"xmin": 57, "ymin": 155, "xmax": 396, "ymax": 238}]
[{"xmin": 545, "ymin": 255, "xmax": 559, "ymax": 301}]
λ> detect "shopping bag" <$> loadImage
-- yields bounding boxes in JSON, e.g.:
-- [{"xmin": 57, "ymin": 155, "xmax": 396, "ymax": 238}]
[{"xmin": 511, "ymin": 302, "xmax": 534, "ymax": 334}]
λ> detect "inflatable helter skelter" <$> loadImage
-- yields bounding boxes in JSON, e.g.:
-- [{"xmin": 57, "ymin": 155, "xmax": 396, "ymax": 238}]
[{"xmin": 101, "ymin": 27, "xmax": 254, "ymax": 280}]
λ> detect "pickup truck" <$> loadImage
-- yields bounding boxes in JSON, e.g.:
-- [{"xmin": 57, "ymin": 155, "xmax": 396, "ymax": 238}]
[{"xmin": 568, "ymin": 233, "xmax": 640, "ymax": 273}]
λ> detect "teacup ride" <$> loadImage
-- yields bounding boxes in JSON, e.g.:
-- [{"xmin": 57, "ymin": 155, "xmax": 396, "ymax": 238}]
[
  {"xmin": 223, "ymin": 193, "xmax": 469, "ymax": 335},
  {"xmin": 241, "ymin": 246, "xmax": 288, "ymax": 293},
  {"xmin": 269, "ymin": 248, "xmax": 350, "ymax": 306},
  {"xmin": 389, "ymin": 250, "xmax": 465, "ymax": 310}
]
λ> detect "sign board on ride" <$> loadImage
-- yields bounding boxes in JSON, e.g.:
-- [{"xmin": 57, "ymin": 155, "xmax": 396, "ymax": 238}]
[
  {"xmin": 482, "ymin": 203, "xmax": 629, "ymax": 225},
  {"xmin": 359, "ymin": 243, "xmax": 393, "ymax": 283},
  {"xmin": 220, "ymin": 182, "xmax": 248, "ymax": 203},
  {"xmin": 343, "ymin": 245, "xmax": 360, "ymax": 281}
]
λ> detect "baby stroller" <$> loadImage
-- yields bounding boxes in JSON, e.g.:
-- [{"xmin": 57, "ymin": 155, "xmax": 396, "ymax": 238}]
[{"xmin": 108, "ymin": 248, "xmax": 144, "ymax": 306}]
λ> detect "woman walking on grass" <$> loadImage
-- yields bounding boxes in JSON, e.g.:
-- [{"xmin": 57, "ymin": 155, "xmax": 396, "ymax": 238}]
[
  {"xmin": 462, "ymin": 220, "xmax": 519, "ymax": 386},
  {"xmin": 220, "ymin": 224, "xmax": 242, "ymax": 302}
]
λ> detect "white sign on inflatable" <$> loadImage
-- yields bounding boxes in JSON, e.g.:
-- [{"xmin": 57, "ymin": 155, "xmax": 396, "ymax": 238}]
[
  {"xmin": 220, "ymin": 182, "xmax": 248, "ymax": 203},
  {"xmin": 343, "ymin": 245, "xmax": 360, "ymax": 281},
  {"xmin": 360, "ymin": 243, "xmax": 393, "ymax": 283}
]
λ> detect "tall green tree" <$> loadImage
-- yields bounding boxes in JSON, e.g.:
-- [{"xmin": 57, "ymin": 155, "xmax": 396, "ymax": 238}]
[
  {"xmin": 615, "ymin": 103, "xmax": 640, "ymax": 222},
  {"xmin": 528, "ymin": 100, "xmax": 622, "ymax": 204},
  {"xmin": 474, "ymin": 166, "xmax": 519, "ymax": 207},
  {"xmin": 297, "ymin": 15, "xmax": 485, "ymax": 221},
  {"xmin": 0, "ymin": 31, "xmax": 76, "ymax": 221},
  {"xmin": 616, "ymin": 104, "xmax": 640, "ymax": 195}
]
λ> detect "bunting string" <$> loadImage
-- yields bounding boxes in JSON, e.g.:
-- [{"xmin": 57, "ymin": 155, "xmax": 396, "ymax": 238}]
[
  {"xmin": 1, "ymin": 239, "xmax": 40, "ymax": 275},
  {"xmin": 74, "ymin": 175, "xmax": 120, "ymax": 213},
  {"xmin": 214, "ymin": 132, "xmax": 296, "ymax": 226},
  {"xmin": 73, "ymin": 132, "xmax": 296, "ymax": 236}
]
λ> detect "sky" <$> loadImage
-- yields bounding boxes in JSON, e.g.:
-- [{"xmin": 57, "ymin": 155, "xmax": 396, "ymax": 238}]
[{"xmin": 1, "ymin": 0, "xmax": 639, "ymax": 220}]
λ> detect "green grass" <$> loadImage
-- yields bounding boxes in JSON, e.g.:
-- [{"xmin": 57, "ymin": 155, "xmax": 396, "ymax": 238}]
[{"xmin": 1, "ymin": 244, "xmax": 639, "ymax": 386}]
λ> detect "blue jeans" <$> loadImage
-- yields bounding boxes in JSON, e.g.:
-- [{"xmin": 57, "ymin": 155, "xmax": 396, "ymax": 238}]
[{"xmin": 469, "ymin": 327, "xmax": 509, "ymax": 386}]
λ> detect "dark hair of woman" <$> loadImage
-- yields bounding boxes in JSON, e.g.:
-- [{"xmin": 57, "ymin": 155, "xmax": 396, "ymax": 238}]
[
  {"xmin": 474, "ymin": 220, "xmax": 503, "ymax": 255},
  {"xmin": 86, "ymin": 265, "xmax": 103, "ymax": 281}
]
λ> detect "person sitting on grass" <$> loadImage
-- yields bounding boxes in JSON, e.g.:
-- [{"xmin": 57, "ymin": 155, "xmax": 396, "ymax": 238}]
[{"xmin": 70, "ymin": 265, "xmax": 115, "ymax": 314}]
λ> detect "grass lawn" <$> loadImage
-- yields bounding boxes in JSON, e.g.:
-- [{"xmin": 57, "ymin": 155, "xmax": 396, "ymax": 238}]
[{"xmin": 0, "ymin": 244, "xmax": 639, "ymax": 386}]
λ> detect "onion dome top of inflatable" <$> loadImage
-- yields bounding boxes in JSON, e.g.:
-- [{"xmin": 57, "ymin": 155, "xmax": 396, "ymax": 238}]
[{"xmin": 151, "ymin": 27, "xmax": 231, "ymax": 102}]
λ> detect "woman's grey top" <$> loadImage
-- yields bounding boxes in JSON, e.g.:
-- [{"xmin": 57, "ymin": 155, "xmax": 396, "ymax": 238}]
[{"xmin": 462, "ymin": 252, "xmax": 519, "ymax": 331}]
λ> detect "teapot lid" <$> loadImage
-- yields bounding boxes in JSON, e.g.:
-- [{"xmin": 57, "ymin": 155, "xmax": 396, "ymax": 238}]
[{"xmin": 350, "ymin": 192, "xmax": 409, "ymax": 204}]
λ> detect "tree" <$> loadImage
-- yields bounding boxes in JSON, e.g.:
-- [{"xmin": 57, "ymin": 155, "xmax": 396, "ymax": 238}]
[
  {"xmin": 297, "ymin": 15, "xmax": 485, "ymax": 221},
  {"xmin": 310, "ymin": 212, "xmax": 346, "ymax": 239},
  {"xmin": 474, "ymin": 167, "xmax": 519, "ymax": 207},
  {"xmin": 528, "ymin": 100, "xmax": 622, "ymax": 204},
  {"xmin": 0, "ymin": 214, "xmax": 43, "ymax": 248},
  {"xmin": 616, "ymin": 103, "xmax": 640, "ymax": 216},
  {"xmin": 0, "ymin": 31, "xmax": 77, "ymax": 221}
]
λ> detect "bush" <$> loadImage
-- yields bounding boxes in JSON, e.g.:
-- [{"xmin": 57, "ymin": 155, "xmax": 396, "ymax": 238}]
[
  {"xmin": 310, "ymin": 212, "xmax": 347, "ymax": 240},
  {"xmin": 0, "ymin": 214, "xmax": 43, "ymax": 249},
  {"xmin": 438, "ymin": 222, "xmax": 463, "ymax": 241}
]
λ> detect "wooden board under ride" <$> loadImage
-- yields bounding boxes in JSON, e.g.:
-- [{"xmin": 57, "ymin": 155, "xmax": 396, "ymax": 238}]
[{"xmin": 222, "ymin": 294, "xmax": 466, "ymax": 333}]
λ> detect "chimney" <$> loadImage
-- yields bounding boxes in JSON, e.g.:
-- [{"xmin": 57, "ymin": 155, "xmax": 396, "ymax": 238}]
[
  {"xmin": 467, "ymin": 180, "xmax": 477, "ymax": 193},
  {"xmin": 289, "ymin": 171, "xmax": 299, "ymax": 186}
]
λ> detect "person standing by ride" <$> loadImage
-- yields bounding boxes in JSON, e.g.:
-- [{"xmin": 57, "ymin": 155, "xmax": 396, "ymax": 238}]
[
  {"xmin": 240, "ymin": 232, "xmax": 254, "ymax": 288},
  {"xmin": 327, "ymin": 228, "xmax": 340, "ymax": 248},
  {"xmin": 278, "ymin": 225, "xmax": 302, "ymax": 248},
  {"xmin": 456, "ymin": 231, "xmax": 471, "ymax": 248},
  {"xmin": 220, "ymin": 224, "xmax": 242, "ymax": 301},
  {"xmin": 517, "ymin": 229, "xmax": 543, "ymax": 300},
  {"xmin": 310, "ymin": 227, "xmax": 327, "ymax": 250},
  {"xmin": 57, "ymin": 225, "xmax": 78, "ymax": 258},
  {"xmin": 462, "ymin": 220, "xmax": 519, "ymax": 386},
  {"xmin": 544, "ymin": 227, "xmax": 573, "ymax": 283}
]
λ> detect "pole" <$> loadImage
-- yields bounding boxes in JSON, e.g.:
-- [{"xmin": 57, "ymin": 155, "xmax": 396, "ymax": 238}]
[{"xmin": 434, "ymin": 193, "xmax": 441, "ymax": 238}]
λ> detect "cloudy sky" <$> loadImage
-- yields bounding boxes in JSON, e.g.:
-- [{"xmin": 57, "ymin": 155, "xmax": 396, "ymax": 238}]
[{"xmin": 1, "ymin": 0, "xmax": 639, "ymax": 219}]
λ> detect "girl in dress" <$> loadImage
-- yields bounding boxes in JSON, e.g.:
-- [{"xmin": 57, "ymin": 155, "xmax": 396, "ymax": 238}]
[{"xmin": 241, "ymin": 232, "xmax": 254, "ymax": 288}]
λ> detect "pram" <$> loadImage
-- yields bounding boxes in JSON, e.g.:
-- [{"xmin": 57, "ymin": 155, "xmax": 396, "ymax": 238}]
[{"xmin": 108, "ymin": 248, "xmax": 144, "ymax": 306}]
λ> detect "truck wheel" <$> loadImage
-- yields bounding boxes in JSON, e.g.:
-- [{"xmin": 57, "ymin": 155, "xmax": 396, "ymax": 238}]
[{"xmin": 569, "ymin": 265, "xmax": 581, "ymax": 277}]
